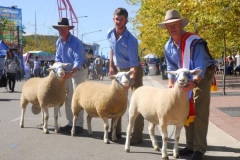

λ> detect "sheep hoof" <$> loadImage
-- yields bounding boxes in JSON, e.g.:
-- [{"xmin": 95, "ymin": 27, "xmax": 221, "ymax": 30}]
[
  {"xmin": 162, "ymin": 157, "xmax": 169, "ymax": 160},
  {"xmin": 104, "ymin": 141, "xmax": 110, "ymax": 144},
  {"xmin": 154, "ymin": 147, "xmax": 160, "ymax": 151},
  {"xmin": 71, "ymin": 133, "xmax": 75, "ymax": 137},
  {"xmin": 44, "ymin": 130, "xmax": 49, "ymax": 134},
  {"xmin": 125, "ymin": 149, "xmax": 130, "ymax": 152},
  {"xmin": 111, "ymin": 139, "xmax": 117, "ymax": 143},
  {"xmin": 20, "ymin": 125, "xmax": 24, "ymax": 128},
  {"xmin": 55, "ymin": 130, "xmax": 59, "ymax": 133},
  {"xmin": 173, "ymin": 155, "xmax": 179, "ymax": 158}
]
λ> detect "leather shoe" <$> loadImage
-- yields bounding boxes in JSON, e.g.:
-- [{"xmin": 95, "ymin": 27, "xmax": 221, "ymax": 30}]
[
  {"xmin": 191, "ymin": 151, "xmax": 203, "ymax": 160},
  {"xmin": 179, "ymin": 147, "xmax": 194, "ymax": 156},
  {"xmin": 75, "ymin": 126, "xmax": 84, "ymax": 134},
  {"xmin": 59, "ymin": 125, "xmax": 72, "ymax": 132},
  {"xmin": 130, "ymin": 136, "xmax": 142, "ymax": 145}
]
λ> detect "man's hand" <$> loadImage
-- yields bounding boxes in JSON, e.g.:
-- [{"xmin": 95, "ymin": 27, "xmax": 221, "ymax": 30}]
[
  {"xmin": 181, "ymin": 81, "xmax": 196, "ymax": 92},
  {"xmin": 109, "ymin": 66, "xmax": 115, "ymax": 76},
  {"xmin": 70, "ymin": 67, "xmax": 79, "ymax": 75}
]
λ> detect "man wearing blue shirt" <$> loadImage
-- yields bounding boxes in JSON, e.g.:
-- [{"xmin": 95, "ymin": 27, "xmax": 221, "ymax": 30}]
[
  {"xmin": 158, "ymin": 10, "xmax": 215, "ymax": 160},
  {"xmin": 107, "ymin": 8, "xmax": 143, "ymax": 144},
  {"xmin": 52, "ymin": 18, "xmax": 88, "ymax": 134}
]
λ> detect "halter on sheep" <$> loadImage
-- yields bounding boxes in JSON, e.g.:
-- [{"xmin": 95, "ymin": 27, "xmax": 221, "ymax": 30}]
[
  {"xmin": 20, "ymin": 62, "xmax": 71, "ymax": 134},
  {"xmin": 125, "ymin": 68, "xmax": 202, "ymax": 160}
]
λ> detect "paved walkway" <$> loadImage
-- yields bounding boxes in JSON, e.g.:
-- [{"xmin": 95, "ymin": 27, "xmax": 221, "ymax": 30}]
[{"xmin": 0, "ymin": 75, "xmax": 239, "ymax": 160}]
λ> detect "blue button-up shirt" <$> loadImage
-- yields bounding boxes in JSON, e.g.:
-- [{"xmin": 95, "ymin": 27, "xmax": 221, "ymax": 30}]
[
  {"xmin": 164, "ymin": 30, "xmax": 215, "ymax": 78},
  {"xmin": 107, "ymin": 28, "xmax": 139, "ymax": 68},
  {"xmin": 55, "ymin": 33, "xmax": 87, "ymax": 71}
]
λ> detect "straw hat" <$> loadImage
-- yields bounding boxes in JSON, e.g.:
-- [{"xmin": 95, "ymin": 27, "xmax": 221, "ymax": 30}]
[{"xmin": 158, "ymin": 10, "xmax": 189, "ymax": 29}]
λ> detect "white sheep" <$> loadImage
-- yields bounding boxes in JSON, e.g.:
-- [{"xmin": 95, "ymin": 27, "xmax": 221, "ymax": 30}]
[
  {"xmin": 125, "ymin": 68, "xmax": 201, "ymax": 160},
  {"xmin": 20, "ymin": 62, "xmax": 71, "ymax": 134},
  {"xmin": 71, "ymin": 71, "xmax": 134, "ymax": 144}
]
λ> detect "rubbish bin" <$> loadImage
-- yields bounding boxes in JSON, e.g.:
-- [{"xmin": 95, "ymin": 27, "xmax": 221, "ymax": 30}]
[
  {"xmin": 161, "ymin": 64, "xmax": 168, "ymax": 80},
  {"xmin": 148, "ymin": 64, "xmax": 157, "ymax": 76}
]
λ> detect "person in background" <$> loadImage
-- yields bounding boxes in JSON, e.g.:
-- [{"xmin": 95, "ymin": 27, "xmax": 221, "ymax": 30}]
[
  {"xmin": 52, "ymin": 17, "xmax": 88, "ymax": 134},
  {"xmin": 42, "ymin": 61, "xmax": 49, "ymax": 77},
  {"xmin": 94, "ymin": 55, "xmax": 103, "ymax": 80},
  {"xmin": 33, "ymin": 56, "xmax": 41, "ymax": 77},
  {"xmin": 24, "ymin": 59, "xmax": 31, "ymax": 80},
  {"xmin": 158, "ymin": 9, "xmax": 216, "ymax": 160},
  {"xmin": 4, "ymin": 49, "xmax": 19, "ymax": 92},
  {"xmin": 107, "ymin": 7, "xmax": 143, "ymax": 143},
  {"xmin": 16, "ymin": 65, "xmax": 22, "ymax": 81}
]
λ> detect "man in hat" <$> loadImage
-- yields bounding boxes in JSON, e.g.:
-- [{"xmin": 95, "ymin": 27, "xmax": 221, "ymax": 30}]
[
  {"xmin": 158, "ymin": 10, "xmax": 216, "ymax": 160},
  {"xmin": 52, "ymin": 17, "xmax": 88, "ymax": 134},
  {"xmin": 107, "ymin": 7, "xmax": 143, "ymax": 143}
]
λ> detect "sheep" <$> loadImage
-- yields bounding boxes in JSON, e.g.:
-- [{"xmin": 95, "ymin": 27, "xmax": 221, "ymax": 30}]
[
  {"xmin": 20, "ymin": 62, "xmax": 71, "ymax": 134},
  {"xmin": 125, "ymin": 68, "xmax": 202, "ymax": 160},
  {"xmin": 71, "ymin": 70, "xmax": 134, "ymax": 144}
]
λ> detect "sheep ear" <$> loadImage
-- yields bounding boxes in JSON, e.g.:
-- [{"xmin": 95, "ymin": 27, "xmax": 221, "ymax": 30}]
[
  {"xmin": 63, "ymin": 63, "xmax": 71, "ymax": 67},
  {"xmin": 108, "ymin": 75, "xmax": 116, "ymax": 80},
  {"xmin": 166, "ymin": 70, "xmax": 177, "ymax": 75},
  {"xmin": 127, "ymin": 70, "xmax": 134, "ymax": 76},
  {"xmin": 190, "ymin": 69, "xmax": 202, "ymax": 76}
]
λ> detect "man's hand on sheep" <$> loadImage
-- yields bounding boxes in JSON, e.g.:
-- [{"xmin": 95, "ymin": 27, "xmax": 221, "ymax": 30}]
[{"xmin": 70, "ymin": 67, "xmax": 79, "ymax": 75}]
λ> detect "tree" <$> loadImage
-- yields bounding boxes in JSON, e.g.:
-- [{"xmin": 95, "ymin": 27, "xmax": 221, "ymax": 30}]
[
  {"xmin": 23, "ymin": 35, "xmax": 58, "ymax": 53},
  {"xmin": 126, "ymin": 0, "xmax": 240, "ymax": 59}
]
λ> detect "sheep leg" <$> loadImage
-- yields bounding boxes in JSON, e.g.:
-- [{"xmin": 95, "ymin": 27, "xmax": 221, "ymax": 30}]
[
  {"xmin": 173, "ymin": 125, "xmax": 183, "ymax": 158},
  {"xmin": 54, "ymin": 106, "xmax": 59, "ymax": 133},
  {"xmin": 160, "ymin": 125, "xmax": 169, "ymax": 160},
  {"xmin": 20, "ymin": 107, "xmax": 26, "ymax": 128},
  {"xmin": 111, "ymin": 117, "xmax": 120, "ymax": 142},
  {"xmin": 42, "ymin": 107, "xmax": 49, "ymax": 134},
  {"xmin": 102, "ymin": 117, "xmax": 110, "ymax": 144},
  {"xmin": 125, "ymin": 111, "xmax": 140, "ymax": 152},
  {"xmin": 41, "ymin": 110, "xmax": 44, "ymax": 126},
  {"xmin": 71, "ymin": 103, "xmax": 82, "ymax": 136},
  {"xmin": 87, "ymin": 115, "xmax": 93, "ymax": 136},
  {"xmin": 20, "ymin": 98, "xmax": 28, "ymax": 128},
  {"xmin": 148, "ymin": 123, "xmax": 160, "ymax": 151}
]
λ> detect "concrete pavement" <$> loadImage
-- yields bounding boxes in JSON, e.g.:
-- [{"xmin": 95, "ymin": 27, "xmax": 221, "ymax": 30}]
[{"xmin": 0, "ymin": 75, "xmax": 239, "ymax": 160}]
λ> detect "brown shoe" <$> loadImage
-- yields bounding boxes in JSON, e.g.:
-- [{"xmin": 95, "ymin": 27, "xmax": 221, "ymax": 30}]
[{"xmin": 130, "ymin": 136, "xmax": 142, "ymax": 145}]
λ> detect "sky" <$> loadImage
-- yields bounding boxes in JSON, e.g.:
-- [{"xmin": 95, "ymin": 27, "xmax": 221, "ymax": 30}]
[{"xmin": 1, "ymin": 0, "xmax": 140, "ymax": 58}]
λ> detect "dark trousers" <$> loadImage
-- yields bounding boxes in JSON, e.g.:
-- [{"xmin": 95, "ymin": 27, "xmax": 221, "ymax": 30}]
[
  {"xmin": 110, "ymin": 64, "xmax": 143, "ymax": 135},
  {"xmin": 7, "ymin": 72, "xmax": 17, "ymax": 91}
]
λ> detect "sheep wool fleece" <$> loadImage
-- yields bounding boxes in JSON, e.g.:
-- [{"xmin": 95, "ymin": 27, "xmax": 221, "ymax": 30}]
[
  {"xmin": 65, "ymin": 66, "xmax": 88, "ymax": 127},
  {"xmin": 116, "ymin": 64, "xmax": 143, "ymax": 137}
]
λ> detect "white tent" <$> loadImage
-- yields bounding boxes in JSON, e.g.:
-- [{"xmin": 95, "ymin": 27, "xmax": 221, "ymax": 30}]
[{"xmin": 144, "ymin": 53, "xmax": 158, "ymax": 59}]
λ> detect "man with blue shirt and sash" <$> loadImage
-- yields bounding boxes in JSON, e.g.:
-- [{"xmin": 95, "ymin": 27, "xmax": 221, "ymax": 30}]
[
  {"xmin": 107, "ymin": 7, "xmax": 143, "ymax": 144},
  {"xmin": 158, "ymin": 10, "xmax": 216, "ymax": 160}
]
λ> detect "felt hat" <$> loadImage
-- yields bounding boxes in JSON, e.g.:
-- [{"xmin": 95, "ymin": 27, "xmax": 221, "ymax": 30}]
[
  {"xmin": 52, "ymin": 18, "xmax": 74, "ymax": 30},
  {"xmin": 158, "ymin": 10, "xmax": 189, "ymax": 29}
]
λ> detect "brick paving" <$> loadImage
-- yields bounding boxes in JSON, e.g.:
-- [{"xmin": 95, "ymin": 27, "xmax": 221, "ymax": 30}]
[{"xmin": 150, "ymin": 75, "xmax": 240, "ymax": 142}]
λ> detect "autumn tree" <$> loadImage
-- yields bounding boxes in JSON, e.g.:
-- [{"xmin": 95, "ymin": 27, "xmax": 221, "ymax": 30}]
[
  {"xmin": 23, "ymin": 35, "xmax": 58, "ymax": 53},
  {"xmin": 126, "ymin": 0, "xmax": 240, "ymax": 59}
]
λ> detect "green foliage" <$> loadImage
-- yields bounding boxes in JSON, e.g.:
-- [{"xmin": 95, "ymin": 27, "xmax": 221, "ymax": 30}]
[
  {"xmin": 23, "ymin": 35, "xmax": 58, "ymax": 53},
  {"xmin": 126, "ymin": 0, "xmax": 240, "ymax": 59}
]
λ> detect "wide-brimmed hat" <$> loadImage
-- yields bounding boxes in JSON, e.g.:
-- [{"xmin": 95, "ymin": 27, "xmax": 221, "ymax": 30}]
[
  {"xmin": 158, "ymin": 10, "xmax": 189, "ymax": 29},
  {"xmin": 52, "ymin": 18, "xmax": 74, "ymax": 30}
]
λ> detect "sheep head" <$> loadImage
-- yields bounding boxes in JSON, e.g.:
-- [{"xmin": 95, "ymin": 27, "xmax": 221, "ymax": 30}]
[
  {"xmin": 108, "ymin": 71, "xmax": 134, "ymax": 87},
  {"xmin": 167, "ymin": 68, "xmax": 202, "ymax": 87},
  {"xmin": 47, "ymin": 62, "xmax": 71, "ymax": 78}
]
